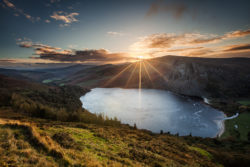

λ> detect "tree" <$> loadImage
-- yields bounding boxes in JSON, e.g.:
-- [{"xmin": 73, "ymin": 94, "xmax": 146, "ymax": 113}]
[{"xmin": 56, "ymin": 108, "xmax": 68, "ymax": 121}]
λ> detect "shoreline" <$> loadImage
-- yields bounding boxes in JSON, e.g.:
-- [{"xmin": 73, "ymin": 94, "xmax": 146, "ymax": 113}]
[
  {"xmin": 216, "ymin": 112, "xmax": 239, "ymax": 137},
  {"xmin": 216, "ymin": 113, "xmax": 227, "ymax": 137}
]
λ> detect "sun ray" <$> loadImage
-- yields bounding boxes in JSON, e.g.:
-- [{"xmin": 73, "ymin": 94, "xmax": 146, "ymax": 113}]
[
  {"xmin": 145, "ymin": 60, "xmax": 168, "ymax": 82},
  {"xmin": 125, "ymin": 62, "xmax": 138, "ymax": 88},
  {"xmin": 142, "ymin": 61, "xmax": 154, "ymax": 87},
  {"xmin": 138, "ymin": 60, "xmax": 142, "ymax": 110},
  {"xmin": 104, "ymin": 63, "xmax": 133, "ymax": 87},
  {"xmin": 139, "ymin": 60, "xmax": 142, "ymax": 90}
]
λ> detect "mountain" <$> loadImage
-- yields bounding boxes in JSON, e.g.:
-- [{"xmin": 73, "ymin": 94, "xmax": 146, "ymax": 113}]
[
  {"xmin": 59, "ymin": 56, "xmax": 250, "ymax": 99},
  {"xmin": 3, "ymin": 56, "xmax": 249, "ymax": 100},
  {"xmin": 0, "ymin": 64, "xmax": 93, "ymax": 82}
]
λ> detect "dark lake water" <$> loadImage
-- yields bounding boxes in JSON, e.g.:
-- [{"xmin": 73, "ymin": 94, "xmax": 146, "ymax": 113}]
[{"xmin": 80, "ymin": 88, "xmax": 225, "ymax": 137}]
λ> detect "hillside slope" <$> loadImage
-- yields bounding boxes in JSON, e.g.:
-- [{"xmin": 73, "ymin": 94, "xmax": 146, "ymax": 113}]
[{"xmin": 1, "ymin": 109, "xmax": 250, "ymax": 167}]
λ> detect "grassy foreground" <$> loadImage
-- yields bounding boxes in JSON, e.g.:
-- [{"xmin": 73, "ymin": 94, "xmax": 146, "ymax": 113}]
[
  {"xmin": 0, "ymin": 109, "xmax": 212, "ymax": 167},
  {"xmin": 1, "ymin": 109, "xmax": 250, "ymax": 167}
]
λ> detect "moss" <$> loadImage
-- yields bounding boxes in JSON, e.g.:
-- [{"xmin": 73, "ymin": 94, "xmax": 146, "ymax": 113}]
[{"xmin": 188, "ymin": 146, "xmax": 213, "ymax": 160}]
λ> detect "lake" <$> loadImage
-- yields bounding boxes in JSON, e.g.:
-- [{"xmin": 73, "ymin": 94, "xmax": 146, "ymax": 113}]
[{"xmin": 80, "ymin": 88, "xmax": 225, "ymax": 137}]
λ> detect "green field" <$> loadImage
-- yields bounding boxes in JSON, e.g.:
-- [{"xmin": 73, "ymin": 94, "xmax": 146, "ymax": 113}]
[
  {"xmin": 42, "ymin": 78, "xmax": 61, "ymax": 84},
  {"xmin": 238, "ymin": 100, "xmax": 250, "ymax": 106},
  {"xmin": 221, "ymin": 112, "xmax": 250, "ymax": 141}
]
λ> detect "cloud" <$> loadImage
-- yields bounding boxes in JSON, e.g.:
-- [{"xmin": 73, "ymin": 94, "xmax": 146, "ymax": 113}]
[
  {"xmin": 180, "ymin": 44, "xmax": 250, "ymax": 57},
  {"xmin": 3, "ymin": 0, "xmax": 15, "ymax": 8},
  {"xmin": 17, "ymin": 40, "xmax": 134, "ymax": 64},
  {"xmin": 50, "ymin": 0, "xmax": 60, "ymax": 3},
  {"xmin": 146, "ymin": 0, "xmax": 188, "ymax": 19},
  {"xmin": 131, "ymin": 29, "xmax": 250, "ymax": 50},
  {"xmin": 190, "ymin": 29, "xmax": 250, "ymax": 45},
  {"xmin": 34, "ymin": 49, "xmax": 133, "ymax": 63},
  {"xmin": 107, "ymin": 31, "xmax": 124, "ymax": 36},
  {"xmin": 18, "ymin": 40, "xmax": 70, "ymax": 55},
  {"xmin": 130, "ymin": 28, "xmax": 250, "ymax": 58},
  {"xmin": 222, "ymin": 44, "xmax": 250, "ymax": 52},
  {"xmin": 50, "ymin": 11, "xmax": 79, "ymax": 26},
  {"xmin": 224, "ymin": 29, "xmax": 250, "ymax": 38},
  {"xmin": 45, "ymin": 19, "xmax": 51, "ymax": 23},
  {"xmin": 1, "ymin": 0, "xmax": 39, "ymax": 22}
]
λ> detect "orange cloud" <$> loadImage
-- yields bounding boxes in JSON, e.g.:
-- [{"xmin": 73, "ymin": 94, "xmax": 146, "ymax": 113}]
[
  {"xmin": 132, "ymin": 29, "xmax": 250, "ymax": 51},
  {"xmin": 130, "ymin": 28, "xmax": 250, "ymax": 57},
  {"xmin": 222, "ymin": 44, "xmax": 250, "ymax": 52},
  {"xmin": 130, "ymin": 28, "xmax": 250, "ymax": 58},
  {"xmin": 3, "ymin": 0, "xmax": 15, "ymax": 8},
  {"xmin": 225, "ymin": 29, "xmax": 250, "ymax": 38},
  {"xmin": 190, "ymin": 29, "xmax": 250, "ymax": 44},
  {"xmin": 50, "ymin": 11, "xmax": 79, "ymax": 26}
]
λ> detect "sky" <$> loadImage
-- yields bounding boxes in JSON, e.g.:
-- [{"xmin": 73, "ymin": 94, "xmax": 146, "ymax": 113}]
[{"xmin": 0, "ymin": 0, "xmax": 250, "ymax": 65}]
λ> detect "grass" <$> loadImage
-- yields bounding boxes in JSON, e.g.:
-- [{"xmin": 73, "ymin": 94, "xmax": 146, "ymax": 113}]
[
  {"xmin": 0, "ymin": 108, "xmax": 249, "ymax": 167},
  {"xmin": 0, "ymin": 112, "xmax": 225, "ymax": 167},
  {"xmin": 77, "ymin": 79, "xmax": 102, "ymax": 87},
  {"xmin": 0, "ymin": 124, "xmax": 58, "ymax": 167},
  {"xmin": 221, "ymin": 112, "xmax": 250, "ymax": 141},
  {"xmin": 42, "ymin": 78, "xmax": 61, "ymax": 84},
  {"xmin": 43, "ymin": 126, "xmax": 131, "ymax": 166},
  {"xmin": 188, "ymin": 146, "xmax": 213, "ymax": 160}
]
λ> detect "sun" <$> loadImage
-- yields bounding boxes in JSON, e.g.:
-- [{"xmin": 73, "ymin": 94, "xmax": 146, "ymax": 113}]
[{"xmin": 138, "ymin": 55, "xmax": 144, "ymax": 59}]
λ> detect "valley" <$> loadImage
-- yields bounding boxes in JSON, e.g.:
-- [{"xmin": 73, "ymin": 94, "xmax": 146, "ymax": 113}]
[{"xmin": 0, "ymin": 56, "xmax": 250, "ymax": 166}]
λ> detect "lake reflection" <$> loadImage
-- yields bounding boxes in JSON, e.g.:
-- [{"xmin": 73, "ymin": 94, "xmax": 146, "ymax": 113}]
[{"xmin": 80, "ymin": 88, "xmax": 225, "ymax": 137}]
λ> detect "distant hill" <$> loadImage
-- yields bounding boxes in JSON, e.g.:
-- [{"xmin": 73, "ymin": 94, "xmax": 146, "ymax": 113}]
[
  {"xmin": 58, "ymin": 56, "xmax": 250, "ymax": 99},
  {"xmin": 1, "ymin": 56, "xmax": 250, "ymax": 99},
  {"xmin": 0, "ymin": 64, "xmax": 93, "ymax": 82},
  {"xmin": 0, "ymin": 74, "xmax": 88, "ymax": 112}
]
